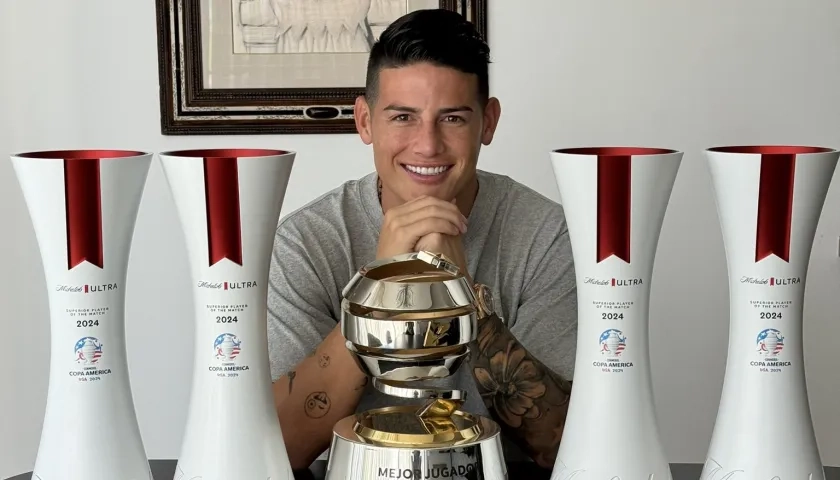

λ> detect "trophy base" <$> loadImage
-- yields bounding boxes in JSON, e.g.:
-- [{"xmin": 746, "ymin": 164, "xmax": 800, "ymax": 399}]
[{"xmin": 324, "ymin": 406, "xmax": 507, "ymax": 480}]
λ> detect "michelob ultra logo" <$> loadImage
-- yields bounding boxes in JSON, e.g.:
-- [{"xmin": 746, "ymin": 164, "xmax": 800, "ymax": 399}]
[
  {"xmin": 196, "ymin": 281, "xmax": 259, "ymax": 290},
  {"xmin": 55, "ymin": 283, "xmax": 119, "ymax": 293},
  {"xmin": 739, "ymin": 276, "xmax": 801, "ymax": 286},
  {"xmin": 584, "ymin": 277, "xmax": 644, "ymax": 287}
]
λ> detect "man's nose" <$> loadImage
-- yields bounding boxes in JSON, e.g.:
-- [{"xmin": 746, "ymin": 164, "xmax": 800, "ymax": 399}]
[{"xmin": 412, "ymin": 122, "xmax": 445, "ymax": 157}]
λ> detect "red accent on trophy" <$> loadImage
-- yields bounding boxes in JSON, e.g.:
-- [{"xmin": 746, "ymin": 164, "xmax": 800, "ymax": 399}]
[
  {"xmin": 597, "ymin": 155, "xmax": 631, "ymax": 263},
  {"xmin": 755, "ymin": 154, "xmax": 795, "ymax": 263},
  {"xmin": 707, "ymin": 145, "xmax": 836, "ymax": 264},
  {"xmin": 203, "ymin": 156, "xmax": 243, "ymax": 266},
  {"xmin": 64, "ymin": 158, "xmax": 104, "ymax": 270}
]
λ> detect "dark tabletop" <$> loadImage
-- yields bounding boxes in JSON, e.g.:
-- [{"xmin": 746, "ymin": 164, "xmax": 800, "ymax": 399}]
[{"xmin": 7, "ymin": 461, "xmax": 840, "ymax": 480}]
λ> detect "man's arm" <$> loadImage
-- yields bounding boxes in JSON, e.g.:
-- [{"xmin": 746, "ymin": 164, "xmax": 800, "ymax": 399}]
[
  {"xmin": 267, "ymin": 228, "xmax": 367, "ymax": 470},
  {"xmin": 469, "ymin": 230, "xmax": 577, "ymax": 469},
  {"xmin": 271, "ymin": 325, "xmax": 368, "ymax": 469},
  {"xmin": 471, "ymin": 314, "xmax": 573, "ymax": 468}
]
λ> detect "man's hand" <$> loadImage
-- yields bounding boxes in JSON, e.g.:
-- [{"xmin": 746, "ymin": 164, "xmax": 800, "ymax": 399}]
[
  {"xmin": 377, "ymin": 196, "xmax": 468, "ymax": 260},
  {"xmin": 415, "ymin": 231, "xmax": 472, "ymax": 285}
]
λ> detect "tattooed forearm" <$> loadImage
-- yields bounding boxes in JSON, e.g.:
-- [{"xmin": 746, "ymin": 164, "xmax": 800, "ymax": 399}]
[
  {"xmin": 471, "ymin": 314, "xmax": 573, "ymax": 469},
  {"xmin": 271, "ymin": 324, "xmax": 370, "ymax": 470}
]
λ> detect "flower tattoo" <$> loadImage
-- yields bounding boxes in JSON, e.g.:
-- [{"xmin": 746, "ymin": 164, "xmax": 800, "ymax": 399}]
[
  {"xmin": 474, "ymin": 340, "xmax": 547, "ymax": 428},
  {"xmin": 470, "ymin": 314, "xmax": 573, "ymax": 468}
]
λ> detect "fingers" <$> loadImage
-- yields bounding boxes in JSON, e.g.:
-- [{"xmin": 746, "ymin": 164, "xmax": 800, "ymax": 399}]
[
  {"xmin": 391, "ymin": 204, "xmax": 467, "ymax": 234},
  {"xmin": 401, "ymin": 218, "xmax": 464, "ymax": 242},
  {"xmin": 376, "ymin": 195, "xmax": 468, "ymax": 261},
  {"xmin": 393, "ymin": 195, "xmax": 465, "ymax": 221},
  {"xmin": 386, "ymin": 196, "xmax": 466, "ymax": 227}
]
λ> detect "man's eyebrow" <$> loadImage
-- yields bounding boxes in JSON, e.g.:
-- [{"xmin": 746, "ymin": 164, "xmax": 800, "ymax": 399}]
[
  {"xmin": 382, "ymin": 105, "xmax": 474, "ymax": 114},
  {"xmin": 383, "ymin": 104, "xmax": 419, "ymax": 113},
  {"xmin": 439, "ymin": 106, "xmax": 473, "ymax": 114}
]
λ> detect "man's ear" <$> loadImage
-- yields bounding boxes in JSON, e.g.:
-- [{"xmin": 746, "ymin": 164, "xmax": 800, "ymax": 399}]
[
  {"xmin": 480, "ymin": 97, "xmax": 501, "ymax": 146},
  {"xmin": 355, "ymin": 96, "xmax": 373, "ymax": 145}
]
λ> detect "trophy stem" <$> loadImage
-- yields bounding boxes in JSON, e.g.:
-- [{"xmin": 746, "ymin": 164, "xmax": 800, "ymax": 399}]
[
  {"xmin": 548, "ymin": 147, "xmax": 682, "ymax": 480},
  {"xmin": 159, "ymin": 149, "xmax": 296, "ymax": 480},
  {"xmin": 702, "ymin": 145, "xmax": 839, "ymax": 480},
  {"xmin": 11, "ymin": 150, "xmax": 153, "ymax": 480}
]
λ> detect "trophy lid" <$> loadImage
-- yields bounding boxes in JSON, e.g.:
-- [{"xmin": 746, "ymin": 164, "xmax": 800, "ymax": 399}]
[{"xmin": 342, "ymin": 252, "xmax": 476, "ymax": 313}]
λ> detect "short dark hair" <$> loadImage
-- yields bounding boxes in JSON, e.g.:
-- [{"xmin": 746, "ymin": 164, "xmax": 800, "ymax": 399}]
[{"xmin": 364, "ymin": 9, "xmax": 490, "ymax": 105}]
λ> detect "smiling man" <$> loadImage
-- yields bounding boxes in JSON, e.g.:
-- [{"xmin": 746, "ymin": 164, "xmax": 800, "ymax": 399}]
[{"xmin": 267, "ymin": 8, "xmax": 578, "ymax": 470}]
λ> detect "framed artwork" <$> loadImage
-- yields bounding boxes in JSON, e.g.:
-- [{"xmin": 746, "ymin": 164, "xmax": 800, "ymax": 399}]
[{"xmin": 155, "ymin": 0, "xmax": 488, "ymax": 135}]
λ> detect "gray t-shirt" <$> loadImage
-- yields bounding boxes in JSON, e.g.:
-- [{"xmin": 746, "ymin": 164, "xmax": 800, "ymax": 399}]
[{"xmin": 267, "ymin": 169, "xmax": 578, "ymax": 459}]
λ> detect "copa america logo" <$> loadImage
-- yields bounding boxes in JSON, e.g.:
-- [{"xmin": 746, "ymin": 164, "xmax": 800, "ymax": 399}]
[
  {"xmin": 756, "ymin": 328, "xmax": 785, "ymax": 357},
  {"xmin": 75, "ymin": 336, "xmax": 103, "ymax": 364},
  {"xmin": 599, "ymin": 329, "xmax": 627, "ymax": 357},
  {"xmin": 214, "ymin": 333, "xmax": 242, "ymax": 361}
]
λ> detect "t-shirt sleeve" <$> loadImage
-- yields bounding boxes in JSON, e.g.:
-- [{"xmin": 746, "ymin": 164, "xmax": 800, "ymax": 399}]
[
  {"xmin": 508, "ymin": 226, "xmax": 578, "ymax": 381},
  {"xmin": 266, "ymin": 226, "xmax": 339, "ymax": 382}
]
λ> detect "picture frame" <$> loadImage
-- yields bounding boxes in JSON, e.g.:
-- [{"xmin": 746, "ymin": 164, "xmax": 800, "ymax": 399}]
[{"xmin": 154, "ymin": 0, "xmax": 488, "ymax": 135}]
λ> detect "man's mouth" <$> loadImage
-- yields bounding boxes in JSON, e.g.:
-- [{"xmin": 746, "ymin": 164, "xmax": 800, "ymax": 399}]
[{"xmin": 402, "ymin": 164, "xmax": 453, "ymax": 176}]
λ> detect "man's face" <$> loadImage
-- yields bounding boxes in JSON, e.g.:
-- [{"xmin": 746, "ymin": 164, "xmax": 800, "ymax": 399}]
[{"xmin": 355, "ymin": 62, "xmax": 501, "ymax": 204}]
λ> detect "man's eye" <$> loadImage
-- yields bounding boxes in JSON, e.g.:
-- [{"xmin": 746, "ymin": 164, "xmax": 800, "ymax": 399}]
[
  {"xmin": 443, "ymin": 115, "xmax": 464, "ymax": 123},
  {"xmin": 392, "ymin": 114, "xmax": 410, "ymax": 122}
]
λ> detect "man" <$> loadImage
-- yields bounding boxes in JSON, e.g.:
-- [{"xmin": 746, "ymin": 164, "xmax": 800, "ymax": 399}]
[{"xmin": 267, "ymin": 8, "xmax": 577, "ymax": 470}]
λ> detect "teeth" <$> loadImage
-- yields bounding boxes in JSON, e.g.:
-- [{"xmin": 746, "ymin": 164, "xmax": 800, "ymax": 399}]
[{"xmin": 405, "ymin": 165, "xmax": 450, "ymax": 176}]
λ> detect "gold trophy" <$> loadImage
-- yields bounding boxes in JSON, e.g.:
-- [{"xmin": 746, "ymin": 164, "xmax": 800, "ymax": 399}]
[{"xmin": 325, "ymin": 251, "xmax": 507, "ymax": 480}]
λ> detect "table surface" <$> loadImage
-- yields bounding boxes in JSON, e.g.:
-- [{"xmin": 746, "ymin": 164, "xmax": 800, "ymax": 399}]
[{"xmin": 7, "ymin": 461, "xmax": 840, "ymax": 480}]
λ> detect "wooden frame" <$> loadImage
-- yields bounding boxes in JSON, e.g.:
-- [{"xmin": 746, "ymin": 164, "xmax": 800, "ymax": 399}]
[{"xmin": 154, "ymin": 0, "xmax": 488, "ymax": 135}]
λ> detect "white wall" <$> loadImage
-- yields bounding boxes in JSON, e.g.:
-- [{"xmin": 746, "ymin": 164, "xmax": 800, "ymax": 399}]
[{"xmin": 2, "ymin": 0, "xmax": 840, "ymax": 477}]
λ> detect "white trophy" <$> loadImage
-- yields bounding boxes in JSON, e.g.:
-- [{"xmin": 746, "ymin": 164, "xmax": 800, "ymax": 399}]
[
  {"xmin": 11, "ymin": 149, "xmax": 153, "ymax": 480},
  {"xmin": 159, "ymin": 148, "xmax": 296, "ymax": 480},
  {"xmin": 548, "ymin": 147, "xmax": 683, "ymax": 480},
  {"xmin": 701, "ymin": 145, "xmax": 839, "ymax": 480}
]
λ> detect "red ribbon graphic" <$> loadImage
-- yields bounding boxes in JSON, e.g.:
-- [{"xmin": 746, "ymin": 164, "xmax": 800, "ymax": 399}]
[
  {"xmin": 18, "ymin": 150, "xmax": 146, "ymax": 270},
  {"xmin": 596, "ymin": 155, "xmax": 632, "ymax": 263},
  {"xmin": 557, "ymin": 147, "xmax": 677, "ymax": 264},
  {"xmin": 708, "ymin": 145, "xmax": 835, "ymax": 263},
  {"xmin": 755, "ymin": 154, "xmax": 796, "ymax": 263},
  {"xmin": 203, "ymin": 156, "xmax": 243, "ymax": 266},
  {"xmin": 64, "ymin": 158, "xmax": 104, "ymax": 269}
]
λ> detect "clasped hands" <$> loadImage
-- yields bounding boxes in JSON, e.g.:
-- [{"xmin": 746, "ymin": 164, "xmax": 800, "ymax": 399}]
[{"xmin": 376, "ymin": 195, "xmax": 472, "ymax": 284}]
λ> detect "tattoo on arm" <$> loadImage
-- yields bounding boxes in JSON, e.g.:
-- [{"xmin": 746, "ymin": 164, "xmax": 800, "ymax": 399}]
[
  {"xmin": 287, "ymin": 371, "xmax": 296, "ymax": 393},
  {"xmin": 304, "ymin": 392, "xmax": 331, "ymax": 419},
  {"xmin": 318, "ymin": 354, "xmax": 331, "ymax": 368},
  {"xmin": 471, "ymin": 314, "xmax": 573, "ymax": 469}
]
